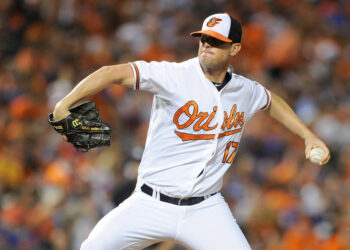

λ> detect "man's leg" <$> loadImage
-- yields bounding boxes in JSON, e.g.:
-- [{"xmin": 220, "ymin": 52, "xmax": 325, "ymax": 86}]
[
  {"xmin": 81, "ymin": 192, "xmax": 178, "ymax": 250},
  {"xmin": 176, "ymin": 194, "xmax": 251, "ymax": 250}
]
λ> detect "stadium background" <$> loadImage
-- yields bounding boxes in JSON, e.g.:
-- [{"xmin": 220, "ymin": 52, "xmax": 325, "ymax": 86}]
[{"xmin": 0, "ymin": 0, "xmax": 349, "ymax": 249}]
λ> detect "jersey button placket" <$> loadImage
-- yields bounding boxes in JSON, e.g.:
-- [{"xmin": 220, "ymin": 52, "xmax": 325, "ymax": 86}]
[
  {"xmin": 214, "ymin": 90, "xmax": 224, "ymax": 141},
  {"xmin": 208, "ymin": 90, "xmax": 221, "ymax": 162}
]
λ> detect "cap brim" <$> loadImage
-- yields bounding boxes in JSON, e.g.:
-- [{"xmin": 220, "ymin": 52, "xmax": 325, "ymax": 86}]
[{"xmin": 190, "ymin": 30, "xmax": 232, "ymax": 43}]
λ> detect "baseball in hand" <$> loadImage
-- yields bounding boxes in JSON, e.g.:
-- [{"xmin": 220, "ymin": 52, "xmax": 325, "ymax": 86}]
[{"xmin": 310, "ymin": 148, "xmax": 325, "ymax": 164}]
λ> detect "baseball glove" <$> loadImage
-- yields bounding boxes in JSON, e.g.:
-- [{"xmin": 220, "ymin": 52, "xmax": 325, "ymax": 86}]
[{"xmin": 48, "ymin": 101, "xmax": 111, "ymax": 152}]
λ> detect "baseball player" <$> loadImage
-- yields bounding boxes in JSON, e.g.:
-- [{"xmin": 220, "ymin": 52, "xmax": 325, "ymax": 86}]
[{"xmin": 52, "ymin": 13, "xmax": 330, "ymax": 250}]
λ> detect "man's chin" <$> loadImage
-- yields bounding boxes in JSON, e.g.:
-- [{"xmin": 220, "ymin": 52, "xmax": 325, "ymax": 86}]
[{"xmin": 199, "ymin": 56, "xmax": 215, "ymax": 68}]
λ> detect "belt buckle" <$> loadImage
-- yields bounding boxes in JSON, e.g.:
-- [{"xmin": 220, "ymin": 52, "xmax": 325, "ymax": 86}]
[{"xmin": 178, "ymin": 197, "xmax": 189, "ymax": 206}]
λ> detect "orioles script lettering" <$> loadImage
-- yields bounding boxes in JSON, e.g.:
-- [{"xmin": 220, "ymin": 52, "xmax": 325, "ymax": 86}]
[{"xmin": 173, "ymin": 100, "xmax": 245, "ymax": 141}]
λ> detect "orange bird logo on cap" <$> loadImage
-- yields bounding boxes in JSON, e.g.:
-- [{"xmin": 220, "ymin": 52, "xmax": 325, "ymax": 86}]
[{"xmin": 206, "ymin": 17, "xmax": 222, "ymax": 27}]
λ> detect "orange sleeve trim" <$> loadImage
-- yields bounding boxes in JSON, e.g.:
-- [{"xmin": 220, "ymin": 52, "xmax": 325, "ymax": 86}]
[
  {"xmin": 261, "ymin": 88, "xmax": 270, "ymax": 110},
  {"xmin": 132, "ymin": 62, "xmax": 140, "ymax": 90}
]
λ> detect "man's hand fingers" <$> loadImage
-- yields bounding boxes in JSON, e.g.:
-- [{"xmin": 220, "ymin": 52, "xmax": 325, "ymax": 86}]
[
  {"xmin": 62, "ymin": 135, "xmax": 67, "ymax": 141},
  {"xmin": 319, "ymin": 145, "xmax": 330, "ymax": 165},
  {"xmin": 305, "ymin": 145, "xmax": 312, "ymax": 160},
  {"xmin": 319, "ymin": 152, "xmax": 331, "ymax": 165},
  {"xmin": 305, "ymin": 135, "xmax": 331, "ymax": 165}
]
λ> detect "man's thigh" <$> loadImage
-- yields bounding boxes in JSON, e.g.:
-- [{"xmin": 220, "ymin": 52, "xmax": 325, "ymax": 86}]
[
  {"xmin": 177, "ymin": 194, "xmax": 251, "ymax": 250},
  {"xmin": 80, "ymin": 192, "xmax": 178, "ymax": 250}
]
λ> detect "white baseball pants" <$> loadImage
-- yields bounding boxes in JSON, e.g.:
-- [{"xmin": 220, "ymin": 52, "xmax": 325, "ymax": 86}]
[{"xmin": 80, "ymin": 191, "xmax": 251, "ymax": 250}]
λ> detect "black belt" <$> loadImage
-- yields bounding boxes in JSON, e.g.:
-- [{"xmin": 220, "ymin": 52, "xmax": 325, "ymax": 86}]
[{"xmin": 140, "ymin": 183, "xmax": 217, "ymax": 206}]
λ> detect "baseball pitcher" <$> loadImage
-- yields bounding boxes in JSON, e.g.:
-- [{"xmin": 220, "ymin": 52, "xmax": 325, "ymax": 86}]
[{"xmin": 51, "ymin": 13, "xmax": 330, "ymax": 250}]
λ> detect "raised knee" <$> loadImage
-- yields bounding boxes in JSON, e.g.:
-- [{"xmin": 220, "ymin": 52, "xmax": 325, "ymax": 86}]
[
  {"xmin": 80, "ymin": 236, "xmax": 126, "ymax": 250},
  {"xmin": 80, "ymin": 239, "xmax": 93, "ymax": 250},
  {"xmin": 80, "ymin": 238, "xmax": 103, "ymax": 250}
]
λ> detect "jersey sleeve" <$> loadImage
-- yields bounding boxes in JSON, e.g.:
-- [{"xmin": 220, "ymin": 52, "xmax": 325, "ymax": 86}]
[
  {"xmin": 248, "ymin": 80, "xmax": 271, "ymax": 114},
  {"xmin": 129, "ymin": 60, "xmax": 177, "ymax": 100}
]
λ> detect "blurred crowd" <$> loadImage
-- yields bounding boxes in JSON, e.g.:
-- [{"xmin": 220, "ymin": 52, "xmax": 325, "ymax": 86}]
[{"xmin": 0, "ymin": 0, "xmax": 350, "ymax": 249}]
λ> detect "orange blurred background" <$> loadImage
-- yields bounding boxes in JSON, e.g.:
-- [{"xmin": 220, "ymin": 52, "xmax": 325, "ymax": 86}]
[{"xmin": 0, "ymin": 0, "xmax": 349, "ymax": 249}]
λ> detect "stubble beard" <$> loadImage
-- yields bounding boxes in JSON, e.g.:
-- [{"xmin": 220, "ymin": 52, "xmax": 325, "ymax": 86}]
[{"xmin": 199, "ymin": 54, "xmax": 226, "ymax": 72}]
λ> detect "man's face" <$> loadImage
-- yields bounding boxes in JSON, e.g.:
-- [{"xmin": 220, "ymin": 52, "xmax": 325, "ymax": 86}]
[{"xmin": 198, "ymin": 35, "xmax": 239, "ymax": 70}]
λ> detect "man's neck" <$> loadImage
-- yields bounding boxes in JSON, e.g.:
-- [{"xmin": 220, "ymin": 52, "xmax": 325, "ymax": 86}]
[{"xmin": 200, "ymin": 62, "xmax": 229, "ymax": 84}]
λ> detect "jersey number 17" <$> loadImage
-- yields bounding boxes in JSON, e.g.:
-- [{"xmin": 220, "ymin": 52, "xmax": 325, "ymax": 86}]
[{"xmin": 222, "ymin": 141, "xmax": 239, "ymax": 164}]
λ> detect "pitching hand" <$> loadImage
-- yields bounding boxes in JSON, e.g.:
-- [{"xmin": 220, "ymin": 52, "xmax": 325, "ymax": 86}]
[{"xmin": 304, "ymin": 134, "xmax": 330, "ymax": 166}]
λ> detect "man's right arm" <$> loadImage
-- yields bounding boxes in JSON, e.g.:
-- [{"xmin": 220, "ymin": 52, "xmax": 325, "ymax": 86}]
[
  {"xmin": 53, "ymin": 63, "xmax": 134, "ymax": 121},
  {"xmin": 266, "ymin": 91, "xmax": 330, "ymax": 165}
]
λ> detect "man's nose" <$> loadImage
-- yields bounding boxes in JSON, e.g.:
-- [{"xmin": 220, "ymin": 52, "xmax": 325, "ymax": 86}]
[{"xmin": 203, "ymin": 42, "xmax": 211, "ymax": 48}]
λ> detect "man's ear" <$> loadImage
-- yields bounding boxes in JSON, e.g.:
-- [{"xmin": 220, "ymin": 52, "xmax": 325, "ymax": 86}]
[{"xmin": 230, "ymin": 43, "xmax": 241, "ymax": 56}]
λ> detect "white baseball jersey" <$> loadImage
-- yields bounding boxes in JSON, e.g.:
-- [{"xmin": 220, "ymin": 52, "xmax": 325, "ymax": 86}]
[{"xmin": 129, "ymin": 57, "xmax": 270, "ymax": 198}]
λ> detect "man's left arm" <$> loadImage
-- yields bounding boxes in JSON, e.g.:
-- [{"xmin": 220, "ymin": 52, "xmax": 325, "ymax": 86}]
[{"xmin": 266, "ymin": 91, "xmax": 330, "ymax": 165}]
